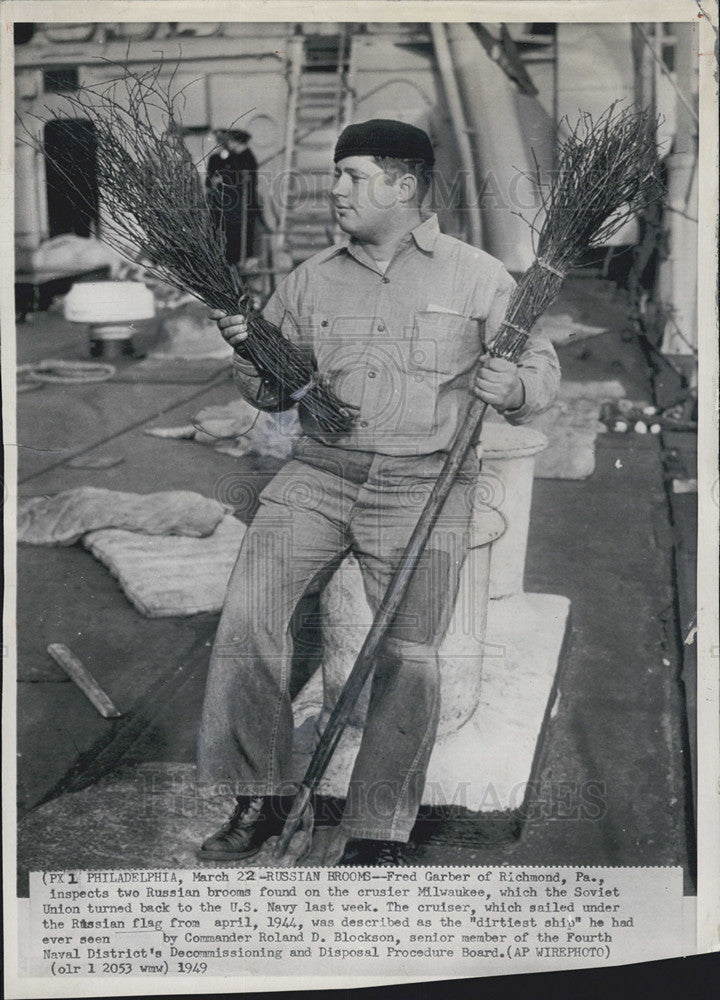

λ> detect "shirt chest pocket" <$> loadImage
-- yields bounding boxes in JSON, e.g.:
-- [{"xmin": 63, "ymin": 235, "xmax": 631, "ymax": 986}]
[{"xmin": 410, "ymin": 311, "xmax": 481, "ymax": 378}]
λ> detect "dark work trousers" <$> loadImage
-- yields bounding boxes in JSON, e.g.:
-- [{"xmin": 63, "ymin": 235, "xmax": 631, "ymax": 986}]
[{"xmin": 197, "ymin": 445, "xmax": 480, "ymax": 842}]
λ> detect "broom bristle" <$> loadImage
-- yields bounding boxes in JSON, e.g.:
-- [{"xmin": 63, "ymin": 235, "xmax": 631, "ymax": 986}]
[
  {"xmin": 490, "ymin": 102, "xmax": 661, "ymax": 363},
  {"xmin": 21, "ymin": 60, "xmax": 354, "ymax": 433}
]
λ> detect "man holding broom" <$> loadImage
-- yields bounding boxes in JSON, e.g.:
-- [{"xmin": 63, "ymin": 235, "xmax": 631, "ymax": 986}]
[{"xmin": 197, "ymin": 119, "xmax": 560, "ymax": 866}]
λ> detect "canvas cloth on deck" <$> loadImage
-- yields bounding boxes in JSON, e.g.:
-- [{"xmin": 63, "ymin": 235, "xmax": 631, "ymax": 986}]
[
  {"xmin": 18, "ymin": 487, "xmax": 225, "ymax": 546},
  {"xmin": 144, "ymin": 398, "xmax": 301, "ymax": 461},
  {"xmin": 532, "ymin": 380, "xmax": 625, "ymax": 480}
]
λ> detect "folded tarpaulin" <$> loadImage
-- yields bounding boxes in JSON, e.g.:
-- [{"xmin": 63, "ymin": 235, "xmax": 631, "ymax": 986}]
[
  {"xmin": 18, "ymin": 487, "xmax": 226, "ymax": 546},
  {"xmin": 83, "ymin": 514, "xmax": 246, "ymax": 616}
]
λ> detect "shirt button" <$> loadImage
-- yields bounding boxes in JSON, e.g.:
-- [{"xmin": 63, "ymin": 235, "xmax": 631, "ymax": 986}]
[
  {"xmin": 382, "ymin": 276, "xmax": 390, "ymax": 284},
  {"xmin": 320, "ymin": 319, "xmax": 328, "ymax": 328},
  {"xmin": 414, "ymin": 374, "xmax": 424, "ymax": 383},
  {"xmin": 376, "ymin": 322, "xmax": 385, "ymax": 332},
  {"xmin": 368, "ymin": 371, "xmax": 376, "ymax": 378},
  {"xmin": 360, "ymin": 420, "xmax": 369, "ymax": 428}
]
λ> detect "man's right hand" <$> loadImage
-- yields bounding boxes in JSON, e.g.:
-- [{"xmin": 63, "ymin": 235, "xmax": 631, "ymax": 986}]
[{"xmin": 210, "ymin": 309, "xmax": 251, "ymax": 351}]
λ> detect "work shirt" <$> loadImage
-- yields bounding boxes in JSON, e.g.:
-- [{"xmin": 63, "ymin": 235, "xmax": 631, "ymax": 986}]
[{"xmin": 232, "ymin": 214, "xmax": 560, "ymax": 456}]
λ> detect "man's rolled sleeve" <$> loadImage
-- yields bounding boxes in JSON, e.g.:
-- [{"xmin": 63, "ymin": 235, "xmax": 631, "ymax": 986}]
[
  {"xmin": 484, "ymin": 264, "xmax": 561, "ymax": 425},
  {"xmin": 231, "ymin": 354, "xmax": 295, "ymax": 412},
  {"xmin": 504, "ymin": 335, "xmax": 561, "ymax": 424},
  {"xmin": 230, "ymin": 270, "xmax": 303, "ymax": 412}
]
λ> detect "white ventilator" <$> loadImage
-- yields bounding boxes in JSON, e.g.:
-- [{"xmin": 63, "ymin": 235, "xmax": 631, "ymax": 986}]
[{"xmin": 64, "ymin": 280, "xmax": 155, "ymax": 357}]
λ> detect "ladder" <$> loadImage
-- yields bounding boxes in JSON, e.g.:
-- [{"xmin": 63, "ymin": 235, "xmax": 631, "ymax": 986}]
[{"xmin": 279, "ymin": 29, "xmax": 351, "ymax": 263}]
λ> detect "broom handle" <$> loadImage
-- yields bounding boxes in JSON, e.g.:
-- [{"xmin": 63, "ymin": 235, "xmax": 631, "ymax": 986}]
[
  {"xmin": 312, "ymin": 394, "xmax": 487, "ymax": 777},
  {"xmin": 275, "ymin": 392, "xmax": 491, "ymax": 856},
  {"xmin": 274, "ymin": 325, "xmax": 533, "ymax": 857}
]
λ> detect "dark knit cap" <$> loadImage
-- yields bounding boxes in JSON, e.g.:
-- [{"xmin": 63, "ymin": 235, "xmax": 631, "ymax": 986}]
[{"xmin": 334, "ymin": 119, "xmax": 435, "ymax": 166}]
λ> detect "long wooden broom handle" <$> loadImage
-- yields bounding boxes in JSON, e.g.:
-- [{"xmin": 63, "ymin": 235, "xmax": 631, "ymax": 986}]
[
  {"xmin": 274, "ymin": 336, "xmax": 527, "ymax": 858},
  {"xmin": 274, "ymin": 395, "xmax": 491, "ymax": 856}
]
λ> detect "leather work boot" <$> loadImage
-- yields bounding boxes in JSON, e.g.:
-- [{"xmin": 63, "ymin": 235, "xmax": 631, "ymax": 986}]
[
  {"xmin": 337, "ymin": 838, "xmax": 409, "ymax": 867},
  {"xmin": 197, "ymin": 796, "xmax": 268, "ymax": 861}
]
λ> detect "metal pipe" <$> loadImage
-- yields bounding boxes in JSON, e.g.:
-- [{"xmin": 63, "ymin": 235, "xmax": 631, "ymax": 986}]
[
  {"xmin": 429, "ymin": 22, "xmax": 483, "ymax": 248},
  {"xmin": 656, "ymin": 23, "xmax": 698, "ymax": 360},
  {"xmin": 635, "ymin": 23, "xmax": 699, "ymax": 128}
]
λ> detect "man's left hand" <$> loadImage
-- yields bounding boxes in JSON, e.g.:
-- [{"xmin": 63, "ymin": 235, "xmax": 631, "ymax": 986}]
[{"xmin": 473, "ymin": 354, "xmax": 524, "ymax": 412}]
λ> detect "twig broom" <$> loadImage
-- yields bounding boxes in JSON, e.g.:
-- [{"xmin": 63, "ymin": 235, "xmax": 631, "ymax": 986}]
[{"xmin": 19, "ymin": 61, "xmax": 355, "ymax": 433}]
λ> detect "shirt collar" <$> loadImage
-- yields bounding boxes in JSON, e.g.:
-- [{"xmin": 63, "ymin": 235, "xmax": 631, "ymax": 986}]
[
  {"xmin": 321, "ymin": 213, "xmax": 440, "ymax": 263},
  {"xmin": 410, "ymin": 213, "xmax": 440, "ymax": 252}
]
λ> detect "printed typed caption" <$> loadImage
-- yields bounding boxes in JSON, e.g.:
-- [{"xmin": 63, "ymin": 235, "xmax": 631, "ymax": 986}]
[{"xmin": 28, "ymin": 866, "xmax": 683, "ymax": 978}]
